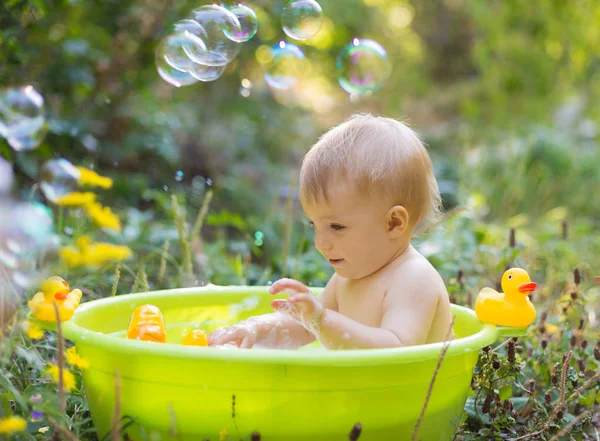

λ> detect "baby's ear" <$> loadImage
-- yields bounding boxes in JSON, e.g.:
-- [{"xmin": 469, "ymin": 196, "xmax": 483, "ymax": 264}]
[{"xmin": 386, "ymin": 205, "xmax": 409, "ymax": 237}]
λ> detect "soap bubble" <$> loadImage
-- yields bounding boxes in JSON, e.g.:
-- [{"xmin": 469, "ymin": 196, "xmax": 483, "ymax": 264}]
[
  {"xmin": 175, "ymin": 170, "xmax": 184, "ymax": 181},
  {"xmin": 39, "ymin": 158, "xmax": 81, "ymax": 203},
  {"xmin": 281, "ymin": 0, "xmax": 323, "ymax": 41},
  {"xmin": 156, "ymin": 20, "xmax": 227, "ymax": 84},
  {"xmin": 336, "ymin": 38, "xmax": 391, "ymax": 94},
  {"xmin": 156, "ymin": 42, "xmax": 199, "ymax": 88},
  {"xmin": 161, "ymin": 20, "xmax": 209, "ymax": 73},
  {"xmin": 264, "ymin": 41, "xmax": 305, "ymax": 89},
  {"xmin": 6, "ymin": 124, "xmax": 48, "ymax": 152},
  {"xmin": 188, "ymin": 5, "xmax": 242, "ymax": 66},
  {"xmin": 189, "ymin": 61, "xmax": 227, "ymax": 82},
  {"xmin": 0, "ymin": 86, "xmax": 46, "ymax": 152},
  {"xmin": 0, "ymin": 157, "xmax": 13, "ymax": 194},
  {"xmin": 0, "ymin": 200, "xmax": 54, "ymax": 293},
  {"xmin": 224, "ymin": 4, "xmax": 258, "ymax": 42},
  {"xmin": 12, "ymin": 203, "xmax": 54, "ymax": 249}
]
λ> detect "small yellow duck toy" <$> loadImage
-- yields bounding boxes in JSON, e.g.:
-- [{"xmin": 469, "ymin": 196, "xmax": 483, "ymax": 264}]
[
  {"xmin": 126, "ymin": 304, "xmax": 167, "ymax": 343},
  {"xmin": 182, "ymin": 329, "xmax": 208, "ymax": 346},
  {"xmin": 28, "ymin": 276, "xmax": 82, "ymax": 322},
  {"xmin": 475, "ymin": 268, "xmax": 537, "ymax": 327}
]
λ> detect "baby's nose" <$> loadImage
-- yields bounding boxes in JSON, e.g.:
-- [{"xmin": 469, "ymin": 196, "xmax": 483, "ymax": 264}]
[{"xmin": 314, "ymin": 232, "xmax": 332, "ymax": 252}]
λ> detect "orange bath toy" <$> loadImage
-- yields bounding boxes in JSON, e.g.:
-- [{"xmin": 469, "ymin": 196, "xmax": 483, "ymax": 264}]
[
  {"xmin": 126, "ymin": 304, "xmax": 167, "ymax": 343},
  {"xmin": 475, "ymin": 268, "xmax": 537, "ymax": 327},
  {"xmin": 182, "ymin": 329, "xmax": 208, "ymax": 346},
  {"xmin": 28, "ymin": 276, "xmax": 82, "ymax": 322}
]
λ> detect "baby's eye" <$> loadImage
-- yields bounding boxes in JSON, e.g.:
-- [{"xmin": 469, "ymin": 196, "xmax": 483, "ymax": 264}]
[
  {"xmin": 330, "ymin": 224, "xmax": 345, "ymax": 231},
  {"xmin": 308, "ymin": 221, "xmax": 315, "ymax": 229}
]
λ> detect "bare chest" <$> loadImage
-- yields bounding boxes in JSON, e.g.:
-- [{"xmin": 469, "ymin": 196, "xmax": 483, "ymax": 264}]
[{"xmin": 336, "ymin": 279, "xmax": 387, "ymax": 327}]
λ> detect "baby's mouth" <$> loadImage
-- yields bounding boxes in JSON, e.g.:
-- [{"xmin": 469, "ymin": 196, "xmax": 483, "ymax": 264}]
[{"xmin": 328, "ymin": 258, "xmax": 345, "ymax": 265}]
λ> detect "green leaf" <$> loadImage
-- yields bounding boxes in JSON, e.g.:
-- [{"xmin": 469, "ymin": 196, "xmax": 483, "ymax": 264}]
[{"xmin": 499, "ymin": 384, "xmax": 512, "ymax": 400}]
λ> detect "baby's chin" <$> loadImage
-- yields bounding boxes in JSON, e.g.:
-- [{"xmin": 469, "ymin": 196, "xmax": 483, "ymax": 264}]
[
  {"xmin": 332, "ymin": 264, "xmax": 362, "ymax": 280},
  {"xmin": 333, "ymin": 264, "xmax": 381, "ymax": 280}
]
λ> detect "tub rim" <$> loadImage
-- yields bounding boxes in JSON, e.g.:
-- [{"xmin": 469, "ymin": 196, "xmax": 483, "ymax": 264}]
[{"xmin": 38, "ymin": 285, "xmax": 517, "ymax": 366}]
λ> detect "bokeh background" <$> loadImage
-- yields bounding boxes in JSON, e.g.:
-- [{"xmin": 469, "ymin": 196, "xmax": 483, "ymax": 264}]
[{"xmin": 1, "ymin": 1, "xmax": 600, "ymax": 438}]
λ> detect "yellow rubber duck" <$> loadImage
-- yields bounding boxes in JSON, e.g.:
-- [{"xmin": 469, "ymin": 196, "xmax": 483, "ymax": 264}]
[
  {"xmin": 28, "ymin": 276, "xmax": 82, "ymax": 322},
  {"xmin": 475, "ymin": 268, "xmax": 537, "ymax": 327},
  {"xmin": 182, "ymin": 329, "xmax": 208, "ymax": 346},
  {"xmin": 126, "ymin": 304, "xmax": 167, "ymax": 343}
]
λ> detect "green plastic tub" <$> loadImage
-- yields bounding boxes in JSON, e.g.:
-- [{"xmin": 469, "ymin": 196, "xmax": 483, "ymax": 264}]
[{"xmin": 40, "ymin": 286, "xmax": 523, "ymax": 441}]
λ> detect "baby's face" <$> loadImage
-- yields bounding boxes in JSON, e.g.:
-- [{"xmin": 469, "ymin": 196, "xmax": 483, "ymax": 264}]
[{"xmin": 303, "ymin": 185, "xmax": 403, "ymax": 280}]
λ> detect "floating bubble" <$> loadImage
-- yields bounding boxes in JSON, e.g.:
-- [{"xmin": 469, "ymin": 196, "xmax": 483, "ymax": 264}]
[
  {"xmin": 175, "ymin": 170, "xmax": 184, "ymax": 182},
  {"xmin": 12, "ymin": 202, "xmax": 54, "ymax": 249},
  {"xmin": 224, "ymin": 4, "xmax": 258, "ymax": 42},
  {"xmin": 336, "ymin": 38, "xmax": 391, "ymax": 94},
  {"xmin": 39, "ymin": 158, "xmax": 81, "ymax": 203},
  {"xmin": 0, "ymin": 157, "xmax": 13, "ymax": 194},
  {"xmin": 0, "ymin": 86, "xmax": 46, "ymax": 152},
  {"xmin": 264, "ymin": 41, "xmax": 305, "ymax": 89},
  {"xmin": 281, "ymin": 0, "xmax": 323, "ymax": 41},
  {"xmin": 155, "ymin": 42, "xmax": 199, "ymax": 88},
  {"xmin": 188, "ymin": 61, "xmax": 226, "ymax": 82},
  {"xmin": 187, "ymin": 5, "xmax": 242, "ymax": 66},
  {"xmin": 6, "ymin": 123, "xmax": 48, "ymax": 152},
  {"xmin": 161, "ymin": 21, "xmax": 209, "ymax": 73},
  {"xmin": 0, "ymin": 200, "xmax": 54, "ymax": 288}
]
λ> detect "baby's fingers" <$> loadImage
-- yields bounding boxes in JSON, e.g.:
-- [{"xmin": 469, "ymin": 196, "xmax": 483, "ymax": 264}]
[
  {"xmin": 208, "ymin": 327, "xmax": 241, "ymax": 346},
  {"xmin": 271, "ymin": 299, "xmax": 291, "ymax": 312},
  {"xmin": 288, "ymin": 293, "xmax": 313, "ymax": 304},
  {"xmin": 268, "ymin": 278, "xmax": 309, "ymax": 295}
]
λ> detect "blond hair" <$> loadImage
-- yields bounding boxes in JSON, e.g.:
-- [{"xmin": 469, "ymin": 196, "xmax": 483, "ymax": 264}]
[{"xmin": 299, "ymin": 114, "xmax": 442, "ymax": 228}]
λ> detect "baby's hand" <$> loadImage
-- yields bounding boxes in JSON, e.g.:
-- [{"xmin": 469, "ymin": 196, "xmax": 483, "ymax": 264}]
[
  {"xmin": 268, "ymin": 278, "xmax": 324, "ymax": 335},
  {"xmin": 208, "ymin": 318, "xmax": 262, "ymax": 349}
]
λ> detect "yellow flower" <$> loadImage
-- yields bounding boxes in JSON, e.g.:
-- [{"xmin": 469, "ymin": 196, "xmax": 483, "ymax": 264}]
[
  {"xmin": 0, "ymin": 415, "xmax": 27, "ymax": 434},
  {"xmin": 55, "ymin": 192, "xmax": 96, "ymax": 206},
  {"xmin": 45, "ymin": 363, "xmax": 76, "ymax": 392},
  {"xmin": 77, "ymin": 167, "xmax": 113, "ymax": 189},
  {"xmin": 23, "ymin": 321, "xmax": 44, "ymax": 340},
  {"xmin": 545, "ymin": 324, "xmax": 559, "ymax": 335},
  {"xmin": 65, "ymin": 346, "xmax": 89, "ymax": 369},
  {"xmin": 60, "ymin": 236, "xmax": 132, "ymax": 268},
  {"xmin": 84, "ymin": 201, "xmax": 121, "ymax": 232}
]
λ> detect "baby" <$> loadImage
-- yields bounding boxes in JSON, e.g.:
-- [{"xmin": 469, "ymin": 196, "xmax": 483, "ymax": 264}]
[{"xmin": 209, "ymin": 114, "xmax": 454, "ymax": 350}]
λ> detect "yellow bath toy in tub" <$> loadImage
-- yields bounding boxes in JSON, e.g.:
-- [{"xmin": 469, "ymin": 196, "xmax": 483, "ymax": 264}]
[
  {"xmin": 182, "ymin": 329, "xmax": 208, "ymax": 346},
  {"xmin": 28, "ymin": 276, "xmax": 82, "ymax": 322},
  {"xmin": 126, "ymin": 304, "xmax": 167, "ymax": 343},
  {"xmin": 30, "ymin": 285, "xmax": 533, "ymax": 441},
  {"xmin": 475, "ymin": 267, "xmax": 537, "ymax": 328}
]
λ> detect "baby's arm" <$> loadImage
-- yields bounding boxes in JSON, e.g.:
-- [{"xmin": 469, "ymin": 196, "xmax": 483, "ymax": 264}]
[
  {"xmin": 271, "ymin": 271, "xmax": 440, "ymax": 349},
  {"xmin": 319, "ymin": 272, "xmax": 440, "ymax": 349},
  {"xmin": 208, "ymin": 311, "xmax": 310, "ymax": 349},
  {"xmin": 208, "ymin": 278, "xmax": 337, "ymax": 349}
]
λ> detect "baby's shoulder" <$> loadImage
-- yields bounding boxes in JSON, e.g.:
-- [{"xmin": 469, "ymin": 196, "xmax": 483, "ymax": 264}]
[{"xmin": 388, "ymin": 249, "xmax": 446, "ymax": 294}]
